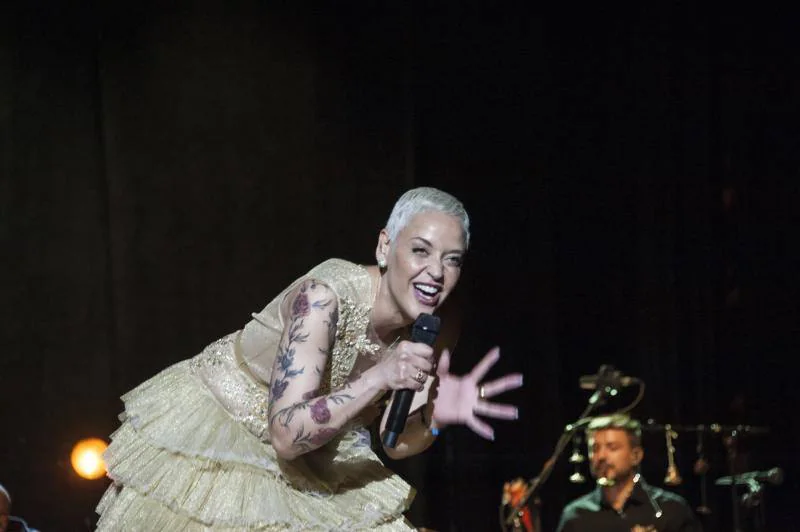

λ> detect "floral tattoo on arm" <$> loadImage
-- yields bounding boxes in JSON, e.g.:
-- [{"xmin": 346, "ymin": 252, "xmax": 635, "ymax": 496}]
[
  {"xmin": 268, "ymin": 281, "xmax": 355, "ymax": 452},
  {"xmin": 270, "ymin": 389, "xmax": 355, "ymax": 431},
  {"xmin": 284, "ymin": 391, "xmax": 355, "ymax": 452},
  {"xmin": 269, "ymin": 281, "xmax": 333, "ymax": 403},
  {"xmin": 269, "ymin": 320, "xmax": 307, "ymax": 403}
]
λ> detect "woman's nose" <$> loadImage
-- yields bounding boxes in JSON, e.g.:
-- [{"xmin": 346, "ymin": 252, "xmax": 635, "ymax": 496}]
[{"xmin": 427, "ymin": 260, "xmax": 444, "ymax": 280}]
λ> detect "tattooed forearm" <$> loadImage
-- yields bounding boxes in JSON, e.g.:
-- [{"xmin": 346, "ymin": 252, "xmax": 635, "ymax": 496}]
[
  {"xmin": 270, "ymin": 392, "xmax": 355, "ymax": 429},
  {"xmin": 293, "ymin": 426, "xmax": 339, "ymax": 451},
  {"xmin": 309, "ymin": 394, "xmax": 355, "ymax": 424},
  {"xmin": 291, "ymin": 426, "xmax": 313, "ymax": 453},
  {"xmin": 273, "ymin": 402, "xmax": 304, "ymax": 427}
]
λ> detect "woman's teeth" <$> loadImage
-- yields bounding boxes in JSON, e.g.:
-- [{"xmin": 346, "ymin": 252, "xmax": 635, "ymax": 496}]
[{"xmin": 414, "ymin": 284, "xmax": 440, "ymax": 296}]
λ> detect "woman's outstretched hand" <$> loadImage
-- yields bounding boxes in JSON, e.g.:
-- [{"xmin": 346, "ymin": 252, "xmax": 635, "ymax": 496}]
[{"xmin": 432, "ymin": 347, "xmax": 524, "ymax": 440}]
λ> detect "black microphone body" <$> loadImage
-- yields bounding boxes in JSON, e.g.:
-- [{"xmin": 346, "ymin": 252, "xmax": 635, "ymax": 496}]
[{"xmin": 382, "ymin": 313, "xmax": 441, "ymax": 448}]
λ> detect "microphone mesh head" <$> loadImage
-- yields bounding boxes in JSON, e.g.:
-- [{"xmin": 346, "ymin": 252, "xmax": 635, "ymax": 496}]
[
  {"xmin": 768, "ymin": 467, "xmax": 784, "ymax": 485},
  {"xmin": 412, "ymin": 313, "xmax": 441, "ymax": 346}
]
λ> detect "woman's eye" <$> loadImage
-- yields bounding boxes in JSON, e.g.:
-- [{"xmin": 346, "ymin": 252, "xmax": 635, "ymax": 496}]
[
  {"xmin": 446, "ymin": 256, "xmax": 463, "ymax": 267},
  {"xmin": 413, "ymin": 247, "xmax": 429, "ymax": 255}
]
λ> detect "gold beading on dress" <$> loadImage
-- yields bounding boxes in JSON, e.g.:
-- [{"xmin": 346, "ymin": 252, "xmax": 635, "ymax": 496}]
[{"xmin": 321, "ymin": 296, "xmax": 380, "ymax": 392}]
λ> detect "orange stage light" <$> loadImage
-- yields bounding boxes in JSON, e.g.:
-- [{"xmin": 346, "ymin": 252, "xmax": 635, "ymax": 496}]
[{"xmin": 70, "ymin": 438, "xmax": 108, "ymax": 480}]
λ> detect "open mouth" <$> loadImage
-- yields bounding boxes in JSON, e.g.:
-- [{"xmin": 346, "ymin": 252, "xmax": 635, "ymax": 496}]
[{"xmin": 413, "ymin": 283, "xmax": 442, "ymax": 306}]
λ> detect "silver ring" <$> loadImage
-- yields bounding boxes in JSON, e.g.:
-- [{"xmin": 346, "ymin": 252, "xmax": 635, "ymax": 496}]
[
  {"xmin": 479, "ymin": 385, "xmax": 486, "ymax": 399},
  {"xmin": 415, "ymin": 370, "xmax": 426, "ymax": 384}
]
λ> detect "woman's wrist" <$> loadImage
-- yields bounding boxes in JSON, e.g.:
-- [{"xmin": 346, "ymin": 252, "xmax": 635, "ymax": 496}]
[
  {"xmin": 421, "ymin": 405, "xmax": 446, "ymax": 436},
  {"xmin": 364, "ymin": 364, "xmax": 391, "ymax": 394}
]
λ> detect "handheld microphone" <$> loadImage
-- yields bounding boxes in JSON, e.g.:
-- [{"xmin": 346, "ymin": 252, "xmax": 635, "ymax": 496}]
[{"xmin": 382, "ymin": 313, "xmax": 441, "ymax": 448}]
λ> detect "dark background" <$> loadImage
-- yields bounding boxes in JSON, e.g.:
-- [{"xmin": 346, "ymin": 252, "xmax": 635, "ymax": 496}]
[{"xmin": 1, "ymin": 2, "xmax": 798, "ymax": 531}]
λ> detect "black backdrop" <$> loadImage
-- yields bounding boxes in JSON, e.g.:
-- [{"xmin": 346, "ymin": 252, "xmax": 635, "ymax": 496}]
[{"xmin": 1, "ymin": 2, "xmax": 798, "ymax": 531}]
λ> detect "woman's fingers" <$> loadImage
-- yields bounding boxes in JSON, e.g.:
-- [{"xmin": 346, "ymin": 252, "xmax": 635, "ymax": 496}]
[
  {"xmin": 467, "ymin": 347, "xmax": 501, "ymax": 382},
  {"xmin": 414, "ymin": 354, "xmax": 434, "ymax": 374},
  {"xmin": 428, "ymin": 345, "xmax": 524, "ymax": 440},
  {"xmin": 406, "ymin": 352, "xmax": 433, "ymax": 387},
  {"xmin": 473, "ymin": 401, "xmax": 518, "ymax": 420},
  {"xmin": 466, "ymin": 415, "xmax": 495, "ymax": 441},
  {"xmin": 436, "ymin": 348, "xmax": 451, "ymax": 378},
  {"xmin": 386, "ymin": 341, "xmax": 436, "ymax": 389},
  {"xmin": 479, "ymin": 373, "xmax": 524, "ymax": 398}
]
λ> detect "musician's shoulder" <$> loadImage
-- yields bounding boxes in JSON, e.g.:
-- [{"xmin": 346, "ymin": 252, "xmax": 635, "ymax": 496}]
[
  {"xmin": 648, "ymin": 484, "xmax": 691, "ymax": 507},
  {"xmin": 556, "ymin": 491, "xmax": 599, "ymax": 532},
  {"xmin": 561, "ymin": 489, "xmax": 602, "ymax": 515}
]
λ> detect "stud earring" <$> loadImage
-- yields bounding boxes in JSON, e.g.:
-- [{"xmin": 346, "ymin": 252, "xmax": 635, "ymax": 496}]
[{"xmin": 377, "ymin": 258, "xmax": 386, "ymax": 269}]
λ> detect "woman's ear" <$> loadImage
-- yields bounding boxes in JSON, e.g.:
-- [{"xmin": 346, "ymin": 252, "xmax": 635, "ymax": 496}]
[
  {"xmin": 633, "ymin": 447, "xmax": 644, "ymax": 467},
  {"xmin": 376, "ymin": 229, "xmax": 391, "ymax": 266}
]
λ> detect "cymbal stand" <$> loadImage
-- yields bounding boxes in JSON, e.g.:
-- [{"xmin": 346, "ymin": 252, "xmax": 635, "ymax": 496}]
[
  {"xmin": 723, "ymin": 429, "xmax": 743, "ymax": 532},
  {"xmin": 693, "ymin": 427, "xmax": 711, "ymax": 516},
  {"xmin": 741, "ymin": 478, "xmax": 768, "ymax": 532}
]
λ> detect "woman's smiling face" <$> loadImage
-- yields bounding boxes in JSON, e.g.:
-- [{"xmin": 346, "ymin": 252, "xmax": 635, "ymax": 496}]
[{"xmin": 379, "ymin": 210, "xmax": 466, "ymax": 321}]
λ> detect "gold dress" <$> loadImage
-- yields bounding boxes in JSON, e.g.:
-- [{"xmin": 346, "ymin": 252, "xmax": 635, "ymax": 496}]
[{"xmin": 95, "ymin": 259, "xmax": 416, "ymax": 531}]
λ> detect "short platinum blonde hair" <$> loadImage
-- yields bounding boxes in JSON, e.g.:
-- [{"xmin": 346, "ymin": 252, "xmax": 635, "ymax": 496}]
[{"xmin": 385, "ymin": 187, "xmax": 470, "ymax": 248}]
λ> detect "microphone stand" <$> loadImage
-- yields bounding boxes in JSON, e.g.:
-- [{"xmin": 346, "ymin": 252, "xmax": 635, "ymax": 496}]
[
  {"xmin": 502, "ymin": 380, "xmax": 616, "ymax": 531},
  {"xmin": 723, "ymin": 429, "xmax": 743, "ymax": 532}
]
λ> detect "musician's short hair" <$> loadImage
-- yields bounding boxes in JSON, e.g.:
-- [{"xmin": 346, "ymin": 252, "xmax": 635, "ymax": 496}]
[{"xmin": 586, "ymin": 414, "xmax": 642, "ymax": 448}]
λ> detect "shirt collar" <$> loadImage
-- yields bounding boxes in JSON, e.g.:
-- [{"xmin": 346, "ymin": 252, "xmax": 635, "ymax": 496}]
[{"xmin": 591, "ymin": 474, "xmax": 650, "ymax": 510}]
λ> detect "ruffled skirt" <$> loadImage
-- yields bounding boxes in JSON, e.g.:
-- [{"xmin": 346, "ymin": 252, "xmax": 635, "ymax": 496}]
[{"xmin": 95, "ymin": 334, "xmax": 415, "ymax": 531}]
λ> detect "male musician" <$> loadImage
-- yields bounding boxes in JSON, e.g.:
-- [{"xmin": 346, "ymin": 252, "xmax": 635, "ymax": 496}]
[
  {"xmin": 0, "ymin": 484, "xmax": 8, "ymax": 532},
  {"xmin": 0, "ymin": 484, "xmax": 37, "ymax": 532},
  {"xmin": 556, "ymin": 415, "xmax": 701, "ymax": 532}
]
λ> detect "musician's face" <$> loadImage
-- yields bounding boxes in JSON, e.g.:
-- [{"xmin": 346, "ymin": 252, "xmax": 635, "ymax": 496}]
[{"xmin": 588, "ymin": 428, "xmax": 643, "ymax": 483}]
